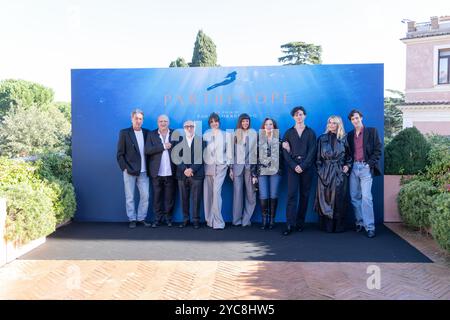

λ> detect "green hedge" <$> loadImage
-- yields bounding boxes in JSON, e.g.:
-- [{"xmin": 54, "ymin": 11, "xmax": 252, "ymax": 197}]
[
  {"xmin": 34, "ymin": 153, "xmax": 76, "ymax": 224},
  {"xmin": 429, "ymin": 192, "xmax": 450, "ymax": 252},
  {"xmin": 35, "ymin": 153, "xmax": 72, "ymax": 183},
  {"xmin": 0, "ymin": 155, "xmax": 76, "ymax": 245},
  {"xmin": 397, "ymin": 179, "xmax": 439, "ymax": 230},
  {"xmin": 2, "ymin": 182, "xmax": 56, "ymax": 243},
  {"xmin": 0, "ymin": 158, "xmax": 56, "ymax": 243},
  {"xmin": 48, "ymin": 179, "xmax": 76, "ymax": 224},
  {"xmin": 385, "ymin": 127, "xmax": 430, "ymax": 175},
  {"xmin": 424, "ymin": 135, "xmax": 450, "ymax": 190},
  {"xmin": 398, "ymin": 133, "xmax": 450, "ymax": 252}
]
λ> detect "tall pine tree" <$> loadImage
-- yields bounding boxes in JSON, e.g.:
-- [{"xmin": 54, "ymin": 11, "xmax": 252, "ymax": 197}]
[
  {"xmin": 190, "ymin": 30, "xmax": 218, "ymax": 67},
  {"xmin": 384, "ymin": 89, "xmax": 404, "ymax": 143},
  {"xmin": 278, "ymin": 42, "xmax": 322, "ymax": 65}
]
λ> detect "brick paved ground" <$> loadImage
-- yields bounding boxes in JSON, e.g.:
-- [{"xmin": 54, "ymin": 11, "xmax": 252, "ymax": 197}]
[{"xmin": 0, "ymin": 223, "xmax": 449, "ymax": 300}]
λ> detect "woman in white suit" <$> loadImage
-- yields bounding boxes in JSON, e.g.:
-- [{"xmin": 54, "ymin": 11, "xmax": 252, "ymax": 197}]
[{"xmin": 203, "ymin": 112, "xmax": 232, "ymax": 229}]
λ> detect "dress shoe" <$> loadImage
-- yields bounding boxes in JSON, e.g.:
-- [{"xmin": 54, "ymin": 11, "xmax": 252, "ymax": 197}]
[
  {"xmin": 167, "ymin": 221, "xmax": 173, "ymax": 227},
  {"xmin": 179, "ymin": 221, "xmax": 189, "ymax": 228},
  {"xmin": 295, "ymin": 225, "xmax": 304, "ymax": 232},
  {"xmin": 151, "ymin": 222, "xmax": 160, "ymax": 228},
  {"xmin": 356, "ymin": 225, "xmax": 364, "ymax": 232},
  {"xmin": 282, "ymin": 226, "xmax": 293, "ymax": 236},
  {"xmin": 129, "ymin": 221, "xmax": 137, "ymax": 229},
  {"xmin": 193, "ymin": 223, "xmax": 200, "ymax": 229},
  {"xmin": 138, "ymin": 220, "xmax": 151, "ymax": 228},
  {"xmin": 367, "ymin": 230, "xmax": 376, "ymax": 238}
]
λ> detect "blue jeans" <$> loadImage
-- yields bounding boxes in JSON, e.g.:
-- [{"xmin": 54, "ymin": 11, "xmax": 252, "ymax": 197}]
[
  {"xmin": 349, "ymin": 162, "xmax": 375, "ymax": 231},
  {"xmin": 123, "ymin": 171, "xmax": 150, "ymax": 222},
  {"xmin": 258, "ymin": 174, "xmax": 281, "ymax": 199}
]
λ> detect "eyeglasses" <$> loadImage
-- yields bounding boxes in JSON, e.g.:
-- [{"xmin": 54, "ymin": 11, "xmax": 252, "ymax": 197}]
[{"xmin": 184, "ymin": 125, "xmax": 195, "ymax": 128}]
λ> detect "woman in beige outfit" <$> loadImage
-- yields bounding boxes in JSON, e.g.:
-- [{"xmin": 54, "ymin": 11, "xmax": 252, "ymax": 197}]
[{"xmin": 203, "ymin": 113, "xmax": 232, "ymax": 229}]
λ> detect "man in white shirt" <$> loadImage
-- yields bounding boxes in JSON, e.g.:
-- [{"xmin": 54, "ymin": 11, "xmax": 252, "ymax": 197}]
[
  {"xmin": 145, "ymin": 115, "xmax": 177, "ymax": 227},
  {"xmin": 117, "ymin": 109, "xmax": 150, "ymax": 228}
]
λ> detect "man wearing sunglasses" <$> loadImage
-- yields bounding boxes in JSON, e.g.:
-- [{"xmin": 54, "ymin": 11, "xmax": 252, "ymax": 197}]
[{"xmin": 171, "ymin": 120, "xmax": 205, "ymax": 229}]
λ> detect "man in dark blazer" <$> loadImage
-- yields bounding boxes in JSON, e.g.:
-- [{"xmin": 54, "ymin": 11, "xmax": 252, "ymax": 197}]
[
  {"xmin": 171, "ymin": 120, "xmax": 205, "ymax": 229},
  {"xmin": 145, "ymin": 114, "xmax": 177, "ymax": 227},
  {"xmin": 117, "ymin": 109, "xmax": 151, "ymax": 228},
  {"xmin": 347, "ymin": 109, "xmax": 382, "ymax": 238}
]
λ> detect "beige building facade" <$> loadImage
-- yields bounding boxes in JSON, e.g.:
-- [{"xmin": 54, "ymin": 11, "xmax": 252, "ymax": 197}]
[{"xmin": 399, "ymin": 16, "xmax": 450, "ymax": 135}]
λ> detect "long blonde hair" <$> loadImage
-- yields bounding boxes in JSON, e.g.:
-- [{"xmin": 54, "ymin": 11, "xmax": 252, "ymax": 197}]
[{"xmin": 324, "ymin": 115, "xmax": 346, "ymax": 139}]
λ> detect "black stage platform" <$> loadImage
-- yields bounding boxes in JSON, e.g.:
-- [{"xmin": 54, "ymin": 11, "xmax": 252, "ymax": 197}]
[{"xmin": 21, "ymin": 222, "xmax": 432, "ymax": 263}]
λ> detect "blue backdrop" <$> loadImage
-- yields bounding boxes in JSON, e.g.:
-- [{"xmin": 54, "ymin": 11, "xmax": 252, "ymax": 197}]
[{"xmin": 72, "ymin": 64, "xmax": 384, "ymax": 223}]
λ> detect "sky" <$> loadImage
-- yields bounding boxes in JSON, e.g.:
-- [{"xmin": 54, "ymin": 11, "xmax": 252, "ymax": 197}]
[{"xmin": 0, "ymin": 0, "xmax": 449, "ymax": 102}]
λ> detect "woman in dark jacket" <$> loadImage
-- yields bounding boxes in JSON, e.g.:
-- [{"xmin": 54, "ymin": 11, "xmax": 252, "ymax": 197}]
[
  {"xmin": 257, "ymin": 118, "xmax": 283, "ymax": 229},
  {"xmin": 315, "ymin": 115, "xmax": 352, "ymax": 233}
]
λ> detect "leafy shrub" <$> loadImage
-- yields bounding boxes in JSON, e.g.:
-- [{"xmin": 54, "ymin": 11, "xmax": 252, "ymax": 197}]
[
  {"xmin": 47, "ymin": 179, "xmax": 76, "ymax": 224},
  {"xmin": 0, "ymin": 79, "xmax": 75, "ymax": 244},
  {"xmin": 2, "ymin": 183, "xmax": 56, "ymax": 244},
  {"xmin": 0, "ymin": 104, "xmax": 71, "ymax": 158},
  {"xmin": 34, "ymin": 154, "xmax": 76, "ymax": 224},
  {"xmin": 424, "ymin": 135, "xmax": 450, "ymax": 190},
  {"xmin": 385, "ymin": 127, "xmax": 430, "ymax": 175},
  {"xmin": 35, "ymin": 153, "xmax": 72, "ymax": 183},
  {"xmin": 0, "ymin": 155, "xmax": 76, "ymax": 243},
  {"xmin": 0, "ymin": 158, "xmax": 56, "ymax": 244},
  {"xmin": 53, "ymin": 101, "xmax": 71, "ymax": 122},
  {"xmin": 429, "ymin": 192, "xmax": 450, "ymax": 252},
  {"xmin": 398, "ymin": 179, "xmax": 439, "ymax": 230}
]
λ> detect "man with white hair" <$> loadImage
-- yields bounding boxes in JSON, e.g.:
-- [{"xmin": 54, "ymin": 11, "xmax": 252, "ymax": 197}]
[
  {"xmin": 117, "ymin": 109, "xmax": 150, "ymax": 228},
  {"xmin": 145, "ymin": 114, "xmax": 177, "ymax": 227},
  {"xmin": 172, "ymin": 120, "xmax": 205, "ymax": 229}
]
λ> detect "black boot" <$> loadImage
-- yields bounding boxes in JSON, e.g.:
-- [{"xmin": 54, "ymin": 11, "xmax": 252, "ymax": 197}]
[
  {"xmin": 260, "ymin": 199, "xmax": 269, "ymax": 230},
  {"xmin": 269, "ymin": 198, "xmax": 278, "ymax": 229}
]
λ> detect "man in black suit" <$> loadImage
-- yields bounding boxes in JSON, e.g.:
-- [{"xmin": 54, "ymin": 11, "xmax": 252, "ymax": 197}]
[
  {"xmin": 347, "ymin": 109, "xmax": 382, "ymax": 238},
  {"xmin": 281, "ymin": 106, "xmax": 317, "ymax": 236},
  {"xmin": 117, "ymin": 109, "xmax": 151, "ymax": 229},
  {"xmin": 145, "ymin": 114, "xmax": 177, "ymax": 227},
  {"xmin": 171, "ymin": 120, "xmax": 205, "ymax": 229}
]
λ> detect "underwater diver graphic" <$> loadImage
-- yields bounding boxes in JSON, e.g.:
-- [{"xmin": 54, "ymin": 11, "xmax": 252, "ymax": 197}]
[{"xmin": 207, "ymin": 71, "xmax": 237, "ymax": 91}]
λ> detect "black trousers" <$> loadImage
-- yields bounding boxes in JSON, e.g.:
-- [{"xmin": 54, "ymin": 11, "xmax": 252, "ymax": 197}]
[
  {"xmin": 178, "ymin": 177, "xmax": 203, "ymax": 223},
  {"xmin": 286, "ymin": 168, "xmax": 313, "ymax": 227},
  {"xmin": 151, "ymin": 176, "xmax": 175, "ymax": 223}
]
